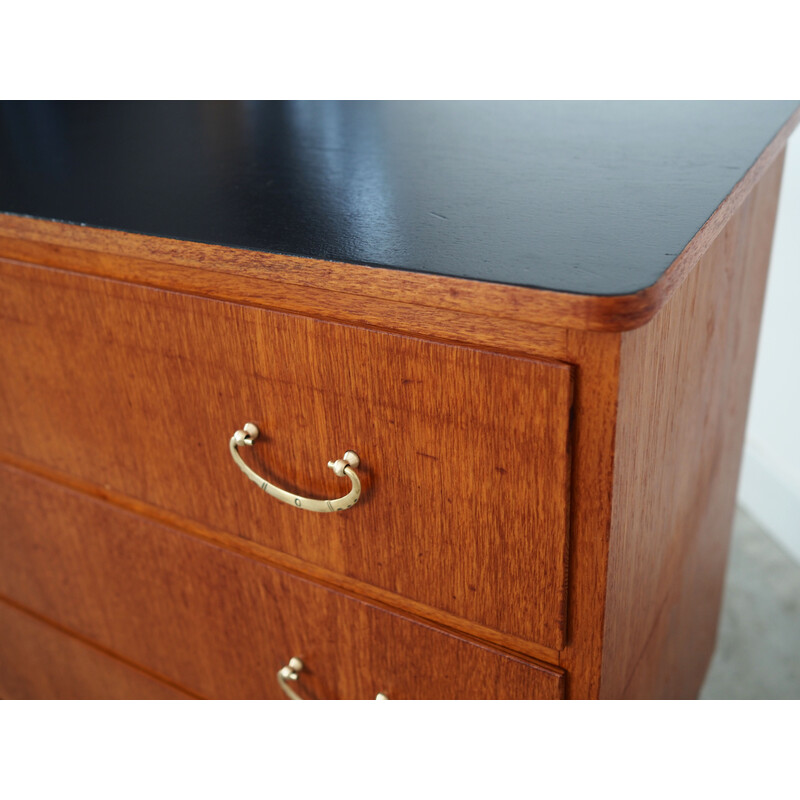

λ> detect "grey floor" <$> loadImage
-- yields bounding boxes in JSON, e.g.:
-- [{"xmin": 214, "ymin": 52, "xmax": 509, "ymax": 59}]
[{"xmin": 700, "ymin": 507, "xmax": 800, "ymax": 699}]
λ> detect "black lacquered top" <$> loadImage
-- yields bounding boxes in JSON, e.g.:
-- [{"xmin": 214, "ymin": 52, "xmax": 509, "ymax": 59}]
[{"xmin": 0, "ymin": 100, "xmax": 796, "ymax": 295}]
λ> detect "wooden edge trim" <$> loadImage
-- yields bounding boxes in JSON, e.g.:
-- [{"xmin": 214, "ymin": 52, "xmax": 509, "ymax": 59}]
[
  {"xmin": 0, "ymin": 594, "xmax": 203, "ymax": 699},
  {"xmin": 0, "ymin": 106, "xmax": 796, "ymax": 334},
  {"xmin": 0, "ymin": 452, "xmax": 562, "ymax": 671},
  {"xmin": 630, "ymin": 105, "xmax": 800, "ymax": 328},
  {"xmin": 0, "ymin": 251, "xmax": 570, "ymax": 363}
]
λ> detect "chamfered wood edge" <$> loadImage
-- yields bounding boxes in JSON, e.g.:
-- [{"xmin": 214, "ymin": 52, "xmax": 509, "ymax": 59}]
[
  {"xmin": 0, "ymin": 105, "xmax": 796, "ymax": 334},
  {"xmin": 557, "ymin": 329, "xmax": 622, "ymax": 698}
]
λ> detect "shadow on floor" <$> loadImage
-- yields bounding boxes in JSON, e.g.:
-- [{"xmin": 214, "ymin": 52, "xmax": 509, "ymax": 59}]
[{"xmin": 700, "ymin": 507, "xmax": 800, "ymax": 699}]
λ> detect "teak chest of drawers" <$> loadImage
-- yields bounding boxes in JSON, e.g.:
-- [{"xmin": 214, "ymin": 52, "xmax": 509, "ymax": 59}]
[{"xmin": 0, "ymin": 101, "xmax": 798, "ymax": 699}]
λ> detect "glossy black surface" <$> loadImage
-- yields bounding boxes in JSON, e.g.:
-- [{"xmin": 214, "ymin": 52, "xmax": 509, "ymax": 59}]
[{"xmin": 0, "ymin": 101, "xmax": 796, "ymax": 295}]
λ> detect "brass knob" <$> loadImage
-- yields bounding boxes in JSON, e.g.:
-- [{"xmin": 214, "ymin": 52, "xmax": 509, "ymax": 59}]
[{"xmin": 277, "ymin": 657, "xmax": 388, "ymax": 700}]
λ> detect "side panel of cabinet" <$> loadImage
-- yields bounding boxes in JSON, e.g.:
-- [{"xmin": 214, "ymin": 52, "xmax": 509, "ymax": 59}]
[{"xmin": 600, "ymin": 151, "xmax": 784, "ymax": 698}]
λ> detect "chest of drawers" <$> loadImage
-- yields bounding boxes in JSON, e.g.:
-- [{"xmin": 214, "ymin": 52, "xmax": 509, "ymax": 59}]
[{"xmin": 0, "ymin": 101, "xmax": 797, "ymax": 699}]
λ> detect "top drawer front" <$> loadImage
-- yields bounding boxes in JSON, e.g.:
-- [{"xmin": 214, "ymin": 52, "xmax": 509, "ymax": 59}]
[{"xmin": 0, "ymin": 259, "xmax": 573, "ymax": 648}]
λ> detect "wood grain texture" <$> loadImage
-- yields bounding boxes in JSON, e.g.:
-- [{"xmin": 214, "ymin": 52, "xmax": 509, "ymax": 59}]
[
  {"xmin": 0, "ymin": 223, "xmax": 661, "ymax": 333},
  {"xmin": 0, "ymin": 448, "xmax": 559, "ymax": 665},
  {"xmin": 0, "ymin": 260, "xmax": 572, "ymax": 648},
  {"xmin": 0, "ymin": 465, "xmax": 564, "ymax": 700},
  {"xmin": 599, "ymin": 152, "xmax": 785, "ymax": 699},
  {"xmin": 0, "ymin": 599, "xmax": 192, "ymax": 700},
  {"xmin": 0, "ymin": 235, "xmax": 570, "ymax": 361}
]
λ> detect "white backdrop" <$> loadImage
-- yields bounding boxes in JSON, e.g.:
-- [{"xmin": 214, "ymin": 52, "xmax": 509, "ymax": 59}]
[{"xmin": 738, "ymin": 128, "xmax": 800, "ymax": 562}]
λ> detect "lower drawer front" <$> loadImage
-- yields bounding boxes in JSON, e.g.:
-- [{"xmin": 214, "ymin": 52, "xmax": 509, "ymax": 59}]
[
  {"xmin": 0, "ymin": 465, "xmax": 564, "ymax": 699},
  {"xmin": 0, "ymin": 601, "xmax": 190, "ymax": 699}
]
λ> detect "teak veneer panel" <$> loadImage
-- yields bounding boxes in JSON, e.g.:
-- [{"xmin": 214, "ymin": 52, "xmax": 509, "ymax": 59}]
[
  {"xmin": 0, "ymin": 465, "xmax": 565, "ymax": 700},
  {"xmin": 0, "ymin": 600, "xmax": 191, "ymax": 700},
  {"xmin": 0, "ymin": 232, "xmax": 570, "ymax": 362},
  {"xmin": 599, "ymin": 152, "xmax": 785, "ymax": 699},
  {"xmin": 0, "ymin": 259, "xmax": 572, "ymax": 648},
  {"xmin": 0, "ymin": 447, "xmax": 558, "ymax": 666}
]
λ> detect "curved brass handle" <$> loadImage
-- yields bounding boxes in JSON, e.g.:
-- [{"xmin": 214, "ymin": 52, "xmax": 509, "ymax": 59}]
[
  {"xmin": 229, "ymin": 423, "xmax": 361, "ymax": 512},
  {"xmin": 277, "ymin": 657, "xmax": 388, "ymax": 700}
]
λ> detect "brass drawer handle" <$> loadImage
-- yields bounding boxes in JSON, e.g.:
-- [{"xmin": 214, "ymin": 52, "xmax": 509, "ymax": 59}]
[
  {"xmin": 229, "ymin": 423, "xmax": 361, "ymax": 512},
  {"xmin": 278, "ymin": 657, "xmax": 388, "ymax": 700}
]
